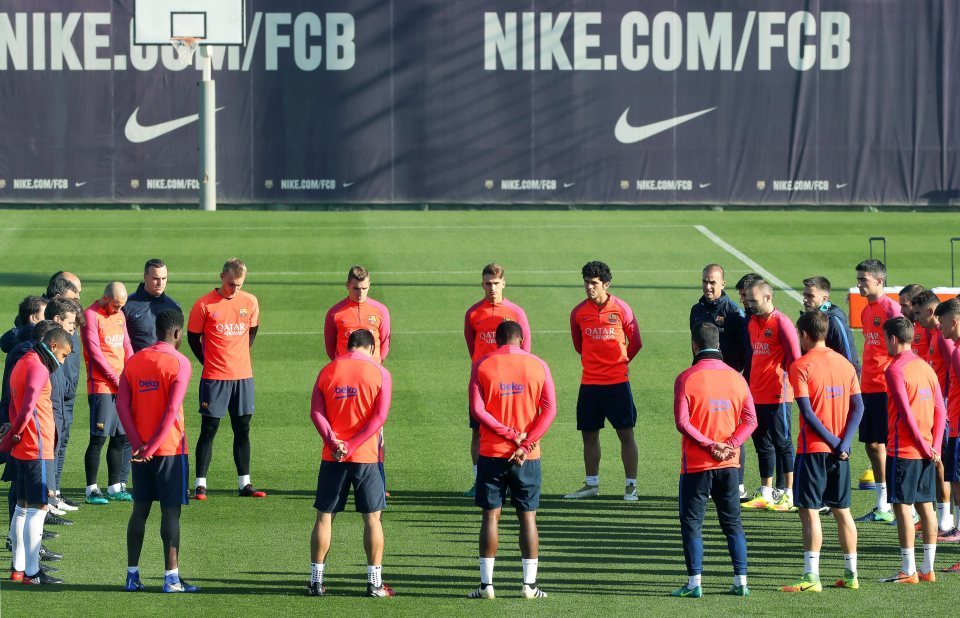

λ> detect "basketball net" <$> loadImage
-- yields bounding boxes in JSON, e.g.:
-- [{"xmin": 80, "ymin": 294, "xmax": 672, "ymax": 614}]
[{"xmin": 170, "ymin": 37, "xmax": 203, "ymax": 67}]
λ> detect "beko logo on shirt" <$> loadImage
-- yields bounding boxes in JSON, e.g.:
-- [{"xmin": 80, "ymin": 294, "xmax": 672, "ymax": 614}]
[
  {"xmin": 500, "ymin": 382, "xmax": 525, "ymax": 396},
  {"xmin": 139, "ymin": 379, "xmax": 159, "ymax": 393},
  {"xmin": 215, "ymin": 323, "xmax": 247, "ymax": 336},
  {"xmin": 335, "ymin": 386, "xmax": 358, "ymax": 399},
  {"xmin": 104, "ymin": 334, "xmax": 124, "ymax": 347},
  {"xmin": 709, "ymin": 399, "xmax": 731, "ymax": 413},
  {"xmin": 585, "ymin": 327, "xmax": 616, "ymax": 340},
  {"xmin": 825, "ymin": 385, "xmax": 843, "ymax": 400}
]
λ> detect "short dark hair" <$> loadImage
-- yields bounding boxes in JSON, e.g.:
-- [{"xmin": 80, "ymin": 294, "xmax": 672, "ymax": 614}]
[
  {"xmin": 42, "ymin": 326, "xmax": 72, "ymax": 350},
  {"xmin": 144, "ymin": 258, "xmax": 166, "ymax": 273},
  {"xmin": 856, "ymin": 259, "xmax": 886, "ymax": 279},
  {"xmin": 495, "ymin": 320, "xmax": 523, "ymax": 346},
  {"xmin": 347, "ymin": 329, "xmax": 375, "ymax": 351},
  {"xmin": 63, "ymin": 298, "xmax": 85, "ymax": 327},
  {"xmin": 735, "ymin": 273, "xmax": 761, "ymax": 291},
  {"xmin": 692, "ymin": 322, "xmax": 720, "ymax": 350},
  {"xmin": 582, "ymin": 261, "xmax": 612, "ymax": 283},
  {"xmin": 797, "ymin": 311, "xmax": 828, "ymax": 342},
  {"xmin": 482, "ymin": 263, "xmax": 504, "ymax": 278},
  {"xmin": 935, "ymin": 298, "xmax": 960, "ymax": 319},
  {"xmin": 17, "ymin": 295, "xmax": 47, "ymax": 324},
  {"xmin": 802, "ymin": 276, "xmax": 831, "ymax": 293},
  {"xmin": 155, "ymin": 309, "xmax": 184, "ymax": 338},
  {"xmin": 347, "ymin": 265, "xmax": 369, "ymax": 283},
  {"xmin": 30, "ymin": 320, "xmax": 58, "ymax": 342},
  {"xmin": 899, "ymin": 283, "xmax": 925, "ymax": 300},
  {"xmin": 45, "ymin": 276, "xmax": 79, "ymax": 299},
  {"xmin": 911, "ymin": 290, "xmax": 941, "ymax": 309},
  {"xmin": 883, "ymin": 316, "xmax": 914, "ymax": 344},
  {"xmin": 44, "ymin": 297, "xmax": 76, "ymax": 322}
]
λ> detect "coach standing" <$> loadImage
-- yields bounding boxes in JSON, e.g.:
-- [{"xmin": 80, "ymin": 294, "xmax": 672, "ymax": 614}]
[{"xmin": 124, "ymin": 259, "xmax": 181, "ymax": 353}]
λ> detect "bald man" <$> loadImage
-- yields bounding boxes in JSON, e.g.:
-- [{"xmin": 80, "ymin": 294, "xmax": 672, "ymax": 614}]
[{"xmin": 81, "ymin": 282, "xmax": 134, "ymax": 504}]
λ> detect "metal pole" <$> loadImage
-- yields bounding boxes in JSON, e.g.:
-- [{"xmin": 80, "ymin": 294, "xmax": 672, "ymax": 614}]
[
  {"xmin": 952, "ymin": 237, "xmax": 960, "ymax": 287},
  {"xmin": 199, "ymin": 46, "xmax": 216, "ymax": 212},
  {"xmin": 869, "ymin": 236, "xmax": 887, "ymax": 268}
]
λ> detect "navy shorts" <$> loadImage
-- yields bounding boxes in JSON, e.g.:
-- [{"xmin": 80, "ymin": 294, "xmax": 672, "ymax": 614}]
[
  {"xmin": 858, "ymin": 392, "xmax": 888, "ymax": 444},
  {"xmin": 475, "ymin": 455, "xmax": 541, "ymax": 512},
  {"xmin": 793, "ymin": 452, "xmax": 851, "ymax": 509},
  {"xmin": 314, "ymin": 461, "xmax": 386, "ymax": 514},
  {"xmin": 132, "ymin": 454, "xmax": 189, "ymax": 507},
  {"xmin": 15, "ymin": 458, "xmax": 51, "ymax": 504},
  {"xmin": 943, "ymin": 437, "xmax": 960, "ymax": 484},
  {"xmin": 888, "ymin": 457, "xmax": 936, "ymax": 504},
  {"xmin": 576, "ymin": 382, "xmax": 637, "ymax": 431},
  {"xmin": 199, "ymin": 378, "xmax": 255, "ymax": 419},
  {"xmin": 1, "ymin": 456, "xmax": 16, "ymax": 482},
  {"xmin": 89, "ymin": 393, "xmax": 125, "ymax": 437}
]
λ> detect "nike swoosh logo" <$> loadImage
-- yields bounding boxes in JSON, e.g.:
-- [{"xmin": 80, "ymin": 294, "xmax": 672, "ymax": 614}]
[
  {"xmin": 74, "ymin": 181, "xmax": 87, "ymax": 187},
  {"xmin": 699, "ymin": 183, "xmax": 711, "ymax": 189},
  {"xmin": 836, "ymin": 183, "xmax": 848, "ymax": 189},
  {"xmin": 125, "ymin": 107, "xmax": 225, "ymax": 144},
  {"xmin": 342, "ymin": 182, "xmax": 355, "ymax": 188},
  {"xmin": 563, "ymin": 182, "xmax": 575, "ymax": 188},
  {"xmin": 615, "ymin": 107, "xmax": 717, "ymax": 144}
]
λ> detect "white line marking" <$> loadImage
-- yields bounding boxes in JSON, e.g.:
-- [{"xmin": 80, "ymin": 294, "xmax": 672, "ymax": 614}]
[
  {"xmin": 694, "ymin": 225, "xmax": 803, "ymax": 305},
  {"xmin": 259, "ymin": 329, "xmax": 688, "ymax": 336},
  {"xmin": 0, "ymin": 223, "xmax": 691, "ymax": 233}
]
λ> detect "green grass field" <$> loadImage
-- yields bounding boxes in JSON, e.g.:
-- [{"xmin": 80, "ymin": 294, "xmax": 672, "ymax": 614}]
[{"xmin": 1, "ymin": 209, "xmax": 958, "ymax": 616}]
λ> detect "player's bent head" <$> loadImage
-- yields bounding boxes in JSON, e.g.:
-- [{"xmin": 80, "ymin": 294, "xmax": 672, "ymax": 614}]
[
  {"xmin": 582, "ymin": 261, "xmax": 612, "ymax": 283},
  {"xmin": 856, "ymin": 258, "xmax": 886, "ymax": 280},
  {"xmin": 347, "ymin": 264, "xmax": 370, "ymax": 283},
  {"xmin": 103, "ymin": 281, "xmax": 128, "ymax": 301},
  {"xmin": 155, "ymin": 309, "xmax": 185, "ymax": 340},
  {"xmin": 17, "ymin": 295, "xmax": 48, "ymax": 325},
  {"xmin": 45, "ymin": 275, "xmax": 79, "ymax": 300},
  {"xmin": 899, "ymin": 283, "xmax": 925, "ymax": 301},
  {"xmin": 44, "ymin": 297, "xmax": 74, "ymax": 322},
  {"xmin": 347, "ymin": 328, "xmax": 376, "ymax": 353},
  {"xmin": 797, "ymin": 311, "xmax": 828, "ymax": 343},
  {"xmin": 495, "ymin": 320, "xmax": 524, "ymax": 347},
  {"xmin": 222, "ymin": 258, "xmax": 247, "ymax": 277},
  {"xmin": 691, "ymin": 321, "xmax": 720, "ymax": 351},
  {"xmin": 802, "ymin": 276, "xmax": 831, "ymax": 293},
  {"xmin": 935, "ymin": 298, "xmax": 960, "ymax": 320},
  {"xmin": 42, "ymin": 326, "xmax": 73, "ymax": 354},
  {"xmin": 912, "ymin": 290, "xmax": 940, "ymax": 310},
  {"xmin": 735, "ymin": 273, "xmax": 761, "ymax": 291},
  {"xmin": 482, "ymin": 263, "xmax": 504, "ymax": 278},
  {"xmin": 30, "ymin": 320, "xmax": 58, "ymax": 343},
  {"xmin": 748, "ymin": 279, "xmax": 773, "ymax": 298},
  {"xmin": 883, "ymin": 316, "xmax": 914, "ymax": 344}
]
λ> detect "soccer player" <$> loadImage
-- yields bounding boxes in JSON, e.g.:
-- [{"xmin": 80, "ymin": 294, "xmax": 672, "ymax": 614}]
[
  {"xmin": 935, "ymin": 298, "xmax": 960, "ymax": 571},
  {"xmin": 781, "ymin": 312, "xmax": 863, "ymax": 593},
  {"xmin": 7, "ymin": 326, "xmax": 72, "ymax": 584},
  {"xmin": 188, "ymin": 258, "xmax": 263, "ymax": 499},
  {"xmin": 741, "ymin": 279, "xmax": 802, "ymax": 512},
  {"xmin": 879, "ymin": 316, "xmax": 945, "ymax": 583},
  {"xmin": 116, "ymin": 309, "xmax": 199, "ymax": 593},
  {"xmin": 0, "ymin": 296, "xmax": 47, "ymax": 353},
  {"xmin": 42, "ymin": 298, "xmax": 81, "ymax": 514},
  {"xmin": 735, "ymin": 273, "xmax": 762, "ymax": 309},
  {"xmin": 123, "ymin": 258, "xmax": 182, "ymax": 352},
  {"xmin": 691, "ymin": 264, "xmax": 752, "ymax": 500},
  {"xmin": 854, "ymin": 259, "xmax": 902, "ymax": 523},
  {"xmin": 672, "ymin": 322, "xmax": 756, "ymax": 598},
  {"xmin": 468, "ymin": 320, "xmax": 555, "ymax": 600},
  {"xmin": 564, "ymin": 261, "xmax": 642, "ymax": 501},
  {"xmin": 899, "ymin": 284, "xmax": 926, "ymax": 321},
  {"xmin": 308, "ymin": 329, "xmax": 394, "ymax": 597},
  {"xmin": 801, "ymin": 276, "xmax": 860, "ymax": 375},
  {"xmin": 463, "ymin": 263, "xmax": 532, "ymax": 497},
  {"xmin": 81, "ymin": 282, "xmax": 134, "ymax": 504},
  {"xmin": 324, "ymin": 265, "xmax": 391, "ymax": 363}
]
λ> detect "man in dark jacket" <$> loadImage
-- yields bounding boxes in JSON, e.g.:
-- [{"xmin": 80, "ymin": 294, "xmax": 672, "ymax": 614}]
[
  {"xmin": 801, "ymin": 276, "xmax": 861, "ymax": 377},
  {"xmin": 123, "ymin": 259, "xmax": 181, "ymax": 353}
]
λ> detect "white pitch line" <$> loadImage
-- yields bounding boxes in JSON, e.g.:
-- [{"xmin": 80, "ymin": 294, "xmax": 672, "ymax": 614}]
[
  {"xmin": 258, "ymin": 329, "xmax": 688, "ymax": 336},
  {"xmin": 694, "ymin": 224, "xmax": 803, "ymax": 305},
  {"xmin": 1, "ymin": 223, "xmax": 691, "ymax": 232}
]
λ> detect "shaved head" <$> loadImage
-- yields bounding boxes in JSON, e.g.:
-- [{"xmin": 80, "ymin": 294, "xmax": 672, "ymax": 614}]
[{"xmin": 103, "ymin": 281, "xmax": 128, "ymax": 300}]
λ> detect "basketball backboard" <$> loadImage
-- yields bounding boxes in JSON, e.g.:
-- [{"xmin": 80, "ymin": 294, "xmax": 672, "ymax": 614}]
[{"xmin": 133, "ymin": 0, "xmax": 246, "ymax": 46}]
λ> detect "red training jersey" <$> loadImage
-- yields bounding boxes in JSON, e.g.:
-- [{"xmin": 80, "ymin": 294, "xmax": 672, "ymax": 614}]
[
  {"xmin": 82, "ymin": 301, "xmax": 134, "ymax": 394},
  {"xmin": 748, "ymin": 309, "xmax": 801, "ymax": 404},
  {"xmin": 789, "ymin": 347, "xmax": 861, "ymax": 454},
  {"xmin": 311, "ymin": 351, "xmax": 391, "ymax": 463},
  {"xmin": 860, "ymin": 296, "xmax": 901, "ymax": 393},
  {"xmin": 9, "ymin": 351, "xmax": 55, "ymax": 461},
  {"xmin": 324, "ymin": 298, "xmax": 391, "ymax": 364},
  {"xmin": 188, "ymin": 289, "xmax": 260, "ymax": 380},
  {"xmin": 920, "ymin": 328, "xmax": 953, "ymax": 399},
  {"xmin": 673, "ymin": 358, "xmax": 757, "ymax": 474},
  {"xmin": 117, "ymin": 342, "xmax": 192, "ymax": 457},
  {"xmin": 948, "ymin": 343, "xmax": 960, "ymax": 438},
  {"xmin": 570, "ymin": 294, "xmax": 642, "ymax": 385},
  {"xmin": 886, "ymin": 351, "xmax": 946, "ymax": 459},
  {"xmin": 469, "ymin": 345, "xmax": 556, "ymax": 459},
  {"xmin": 464, "ymin": 299, "xmax": 531, "ymax": 362}
]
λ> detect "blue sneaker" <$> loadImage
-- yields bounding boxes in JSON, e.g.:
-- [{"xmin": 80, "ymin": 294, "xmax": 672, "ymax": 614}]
[
  {"xmin": 164, "ymin": 575, "xmax": 201, "ymax": 593},
  {"xmin": 125, "ymin": 570, "xmax": 145, "ymax": 592},
  {"xmin": 107, "ymin": 490, "xmax": 133, "ymax": 502}
]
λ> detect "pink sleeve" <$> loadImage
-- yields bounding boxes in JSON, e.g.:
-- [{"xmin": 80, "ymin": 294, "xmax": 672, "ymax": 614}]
[
  {"xmin": 672, "ymin": 370, "xmax": 716, "ymax": 449},
  {"xmin": 617, "ymin": 299, "xmax": 642, "ymax": 361},
  {"xmin": 463, "ymin": 307, "xmax": 476, "ymax": 358},
  {"xmin": 519, "ymin": 359, "xmax": 556, "ymax": 452},
  {"xmin": 468, "ymin": 359, "xmax": 521, "ymax": 442},
  {"xmin": 309, "ymin": 377, "xmax": 338, "ymax": 447},
  {"xmin": 778, "ymin": 313, "xmax": 801, "ymax": 370},
  {"xmin": 933, "ymin": 381, "xmax": 946, "ymax": 453},
  {"xmin": 345, "ymin": 365, "xmax": 392, "ymax": 453},
  {"xmin": 729, "ymin": 390, "xmax": 758, "ymax": 448},
  {"xmin": 12, "ymin": 365, "xmax": 48, "ymax": 437},
  {"xmin": 82, "ymin": 310, "xmax": 120, "ymax": 387},
  {"xmin": 570, "ymin": 307, "xmax": 582, "ymax": 355},
  {"xmin": 504, "ymin": 301, "xmax": 532, "ymax": 353},
  {"xmin": 116, "ymin": 373, "xmax": 142, "ymax": 450},
  {"xmin": 887, "ymin": 360, "xmax": 933, "ymax": 458},
  {"xmin": 142, "ymin": 354, "xmax": 192, "ymax": 457},
  {"xmin": 123, "ymin": 329, "xmax": 134, "ymax": 362},
  {"xmin": 375, "ymin": 301, "xmax": 391, "ymax": 362},
  {"xmin": 323, "ymin": 306, "xmax": 338, "ymax": 361},
  {"xmin": 937, "ymin": 333, "xmax": 956, "ymax": 365}
]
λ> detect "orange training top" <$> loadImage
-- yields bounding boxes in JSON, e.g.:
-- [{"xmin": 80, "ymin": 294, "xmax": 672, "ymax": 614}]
[
  {"xmin": 188, "ymin": 289, "xmax": 260, "ymax": 380},
  {"xmin": 82, "ymin": 301, "xmax": 134, "ymax": 394},
  {"xmin": 790, "ymin": 347, "xmax": 861, "ymax": 454},
  {"xmin": 886, "ymin": 352, "xmax": 945, "ymax": 459},
  {"xmin": 570, "ymin": 294, "xmax": 642, "ymax": 385},
  {"xmin": 9, "ymin": 350, "xmax": 55, "ymax": 461},
  {"xmin": 748, "ymin": 309, "xmax": 801, "ymax": 404},
  {"xmin": 464, "ymin": 299, "xmax": 532, "ymax": 361},
  {"xmin": 324, "ymin": 298, "xmax": 391, "ymax": 363},
  {"xmin": 860, "ymin": 296, "xmax": 901, "ymax": 393}
]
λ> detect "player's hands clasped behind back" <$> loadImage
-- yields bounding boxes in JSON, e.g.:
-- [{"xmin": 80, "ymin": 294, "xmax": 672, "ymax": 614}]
[{"xmin": 709, "ymin": 442, "xmax": 736, "ymax": 462}]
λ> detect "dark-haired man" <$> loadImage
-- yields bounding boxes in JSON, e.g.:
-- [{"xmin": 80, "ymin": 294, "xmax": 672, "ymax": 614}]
[
  {"xmin": 801, "ymin": 276, "xmax": 860, "ymax": 375},
  {"xmin": 325, "ymin": 265, "xmax": 391, "ymax": 364},
  {"xmin": 935, "ymin": 298, "xmax": 960, "ymax": 571},
  {"xmin": 124, "ymin": 259, "xmax": 182, "ymax": 353},
  {"xmin": 0, "ymin": 296, "xmax": 48, "ymax": 354}
]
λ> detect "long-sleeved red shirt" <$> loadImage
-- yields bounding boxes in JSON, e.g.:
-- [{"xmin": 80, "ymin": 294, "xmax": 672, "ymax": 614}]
[
  {"xmin": 748, "ymin": 309, "xmax": 801, "ymax": 405},
  {"xmin": 464, "ymin": 298, "xmax": 531, "ymax": 361},
  {"xmin": 9, "ymin": 350, "xmax": 55, "ymax": 461},
  {"xmin": 324, "ymin": 298, "xmax": 391, "ymax": 363},
  {"xmin": 570, "ymin": 294, "xmax": 641, "ymax": 385},
  {"xmin": 861, "ymin": 296, "xmax": 901, "ymax": 393},
  {"xmin": 886, "ymin": 351, "xmax": 946, "ymax": 459},
  {"xmin": 82, "ymin": 301, "xmax": 134, "ymax": 394}
]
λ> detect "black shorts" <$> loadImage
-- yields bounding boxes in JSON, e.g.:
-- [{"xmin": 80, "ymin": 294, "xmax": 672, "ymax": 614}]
[
  {"xmin": 793, "ymin": 452, "xmax": 851, "ymax": 509},
  {"xmin": 888, "ymin": 457, "xmax": 936, "ymax": 504},
  {"xmin": 475, "ymin": 455, "xmax": 542, "ymax": 512},
  {"xmin": 576, "ymin": 382, "xmax": 637, "ymax": 431},
  {"xmin": 314, "ymin": 461, "xmax": 386, "ymax": 514},
  {"xmin": 199, "ymin": 378, "xmax": 255, "ymax": 419},
  {"xmin": 943, "ymin": 437, "xmax": 960, "ymax": 484},
  {"xmin": 1, "ymin": 456, "xmax": 16, "ymax": 482},
  {"xmin": 89, "ymin": 393, "xmax": 125, "ymax": 437},
  {"xmin": 858, "ymin": 392, "xmax": 888, "ymax": 444},
  {"xmin": 132, "ymin": 454, "xmax": 189, "ymax": 507},
  {"xmin": 15, "ymin": 458, "xmax": 51, "ymax": 504}
]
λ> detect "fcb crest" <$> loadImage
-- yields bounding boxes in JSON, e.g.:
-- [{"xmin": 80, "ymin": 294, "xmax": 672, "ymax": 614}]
[
  {"xmin": 607, "ymin": 314, "xmax": 619, "ymax": 324},
  {"xmin": 239, "ymin": 308, "xmax": 248, "ymax": 317},
  {"xmin": 764, "ymin": 328, "xmax": 773, "ymax": 337},
  {"xmin": 368, "ymin": 315, "xmax": 378, "ymax": 325},
  {"xmin": 874, "ymin": 316, "xmax": 881, "ymax": 327}
]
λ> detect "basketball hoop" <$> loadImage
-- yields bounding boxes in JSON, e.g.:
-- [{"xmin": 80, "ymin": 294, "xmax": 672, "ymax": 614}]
[{"xmin": 170, "ymin": 36, "xmax": 204, "ymax": 67}]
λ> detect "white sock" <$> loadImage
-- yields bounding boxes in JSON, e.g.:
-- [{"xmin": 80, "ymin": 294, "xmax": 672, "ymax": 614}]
[
  {"xmin": 921, "ymin": 544, "xmax": 937, "ymax": 574},
  {"xmin": 367, "ymin": 565, "xmax": 382, "ymax": 587},
  {"xmin": 473, "ymin": 465, "xmax": 478, "ymax": 480},
  {"xmin": 938, "ymin": 503, "xmax": 955, "ymax": 530},
  {"xmin": 195, "ymin": 477, "xmax": 207, "ymax": 489},
  {"xmin": 688, "ymin": 573, "xmax": 702, "ymax": 588},
  {"xmin": 86, "ymin": 484, "xmax": 99, "ymax": 496},
  {"xmin": 733, "ymin": 574, "xmax": 747, "ymax": 587},
  {"xmin": 238, "ymin": 474, "xmax": 251, "ymax": 489},
  {"xmin": 625, "ymin": 478, "xmax": 637, "ymax": 487},
  {"xmin": 844, "ymin": 553, "xmax": 857, "ymax": 573},
  {"xmin": 480, "ymin": 557, "xmax": 495, "ymax": 585},
  {"xmin": 877, "ymin": 484, "xmax": 890, "ymax": 512},
  {"xmin": 522, "ymin": 558, "xmax": 538, "ymax": 585},
  {"xmin": 739, "ymin": 484, "xmax": 745, "ymax": 494},
  {"xmin": 803, "ymin": 551, "xmax": 820, "ymax": 576},
  {"xmin": 311, "ymin": 562, "xmax": 324, "ymax": 584},
  {"xmin": 11, "ymin": 506, "xmax": 26, "ymax": 572},
  {"xmin": 901, "ymin": 547, "xmax": 916, "ymax": 575},
  {"xmin": 585, "ymin": 475, "xmax": 599, "ymax": 487},
  {"xmin": 761, "ymin": 486, "xmax": 774, "ymax": 501},
  {"xmin": 107, "ymin": 483, "xmax": 122, "ymax": 495},
  {"xmin": 165, "ymin": 568, "xmax": 179, "ymax": 579},
  {"xmin": 24, "ymin": 507, "xmax": 45, "ymax": 576},
  {"xmin": 128, "ymin": 566, "xmax": 139, "ymax": 574}
]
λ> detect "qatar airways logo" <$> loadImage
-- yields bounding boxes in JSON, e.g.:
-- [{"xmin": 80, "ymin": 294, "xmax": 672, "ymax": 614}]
[
  {"xmin": 864, "ymin": 332, "xmax": 882, "ymax": 346},
  {"xmin": 138, "ymin": 378, "xmax": 159, "ymax": 393},
  {"xmin": 215, "ymin": 323, "xmax": 247, "ymax": 336},
  {"xmin": 104, "ymin": 334, "xmax": 124, "ymax": 347},
  {"xmin": 500, "ymin": 382, "xmax": 525, "ymax": 396},
  {"xmin": 335, "ymin": 385, "xmax": 358, "ymax": 400},
  {"xmin": 585, "ymin": 326, "xmax": 617, "ymax": 340},
  {"xmin": 480, "ymin": 331, "xmax": 497, "ymax": 344},
  {"xmin": 752, "ymin": 341, "xmax": 770, "ymax": 355}
]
